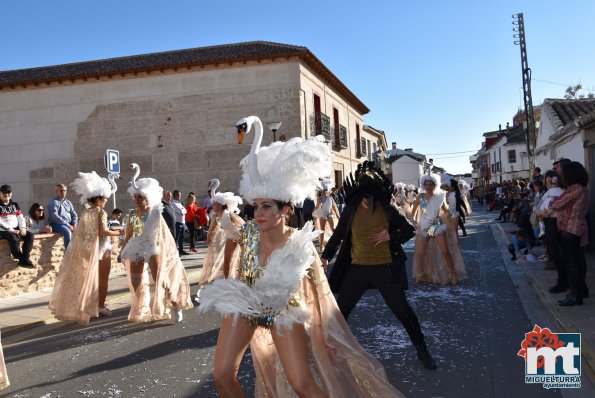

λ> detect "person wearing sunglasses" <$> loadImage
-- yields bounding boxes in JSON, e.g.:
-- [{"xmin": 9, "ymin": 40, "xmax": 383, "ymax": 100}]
[
  {"xmin": 0, "ymin": 184, "xmax": 35, "ymax": 268},
  {"xmin": 26, "ymin": 203, "xmax": 52, "ymax": 234}
]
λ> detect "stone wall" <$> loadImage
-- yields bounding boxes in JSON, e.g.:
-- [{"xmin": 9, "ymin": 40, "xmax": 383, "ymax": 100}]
[{"xmin": 0, "ymin": 234, "xmax": 123, "ymax": 299}]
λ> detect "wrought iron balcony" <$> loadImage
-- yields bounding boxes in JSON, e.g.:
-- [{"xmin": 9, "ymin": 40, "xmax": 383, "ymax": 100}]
[{"xmin": 309, "ymin": 112, "xmax": 332, "ymax": 142}]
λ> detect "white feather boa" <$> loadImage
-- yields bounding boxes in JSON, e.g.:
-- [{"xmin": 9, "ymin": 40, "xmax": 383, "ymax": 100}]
[
  {"xmin": 199, "ymin": 221, "xmax": 320, "ymax": 330},
  {"xmin": 419, "ymin": 191, "xmax": 448, "ymax": 236}
]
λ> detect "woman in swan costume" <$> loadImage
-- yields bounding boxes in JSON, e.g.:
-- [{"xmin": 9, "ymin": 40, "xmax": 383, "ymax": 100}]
[
  {"xmin": 312, "ymin": 178, "xmax": 340, "ymax": 250},
  {"xmin": 411, "ymin": 171, "xmax": 466, "ymax": 285},
  {"xmin": 119, "ymin": 163, "xmax": 193, "ymax": 322},
  {"xmin": 49, "ymin": 171, "xmax": 121, "ymax": 323},
  {"xmin": 199, "ymin": 116, "xmax": 404, "ymax": 398},
  {"xmin": 197, "ymin": 178, "xmax": 244, "ymax": 285}
]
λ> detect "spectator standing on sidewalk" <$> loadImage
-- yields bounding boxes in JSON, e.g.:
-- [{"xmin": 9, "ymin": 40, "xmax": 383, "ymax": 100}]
[
  {"xmin": 534, "ymin": 170, "xmax": 566, "ymax": 292},
  {"xmin": 47, "ymin": 183, "xmax": 78, "ymax": 249},
  {"xmin": 184, "ymin": 193, "xmax": 199, "ymax": 252},
  {"xmin": 171, "ymin": 190, "xmax": 187, "ymax": 255},
  {"xmin": 0, "ymin": 184, "xmax": 35, "ymax": 267},
  {"xmin": 545, "ymin": 161, "xmax": 590, "ymax": 306},
  {"xmin": 161, "ymin": 191, "xmax": 175, "ymax": 237}
]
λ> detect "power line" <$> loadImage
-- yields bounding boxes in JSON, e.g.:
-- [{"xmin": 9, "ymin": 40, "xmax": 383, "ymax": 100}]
[
  {"xmin": 531, "ymin": 78, "xmax": 571, "ymax": 87},
  {"xmin": 425, "ymin": 150, "xmax": 478, "ymax": 155}
]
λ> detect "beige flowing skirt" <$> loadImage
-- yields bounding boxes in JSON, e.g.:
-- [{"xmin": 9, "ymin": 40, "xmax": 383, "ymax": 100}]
[
  {"xmin": 125, "ymin": 217, "xmax": 194, "ymax": 322},
  {"xmin": 0, "ymin": 331, "xmax": 9, "ymax": 390},
  {"xmin": 249, "ymin": 255, "xmax": 405, "ymax": 397}
]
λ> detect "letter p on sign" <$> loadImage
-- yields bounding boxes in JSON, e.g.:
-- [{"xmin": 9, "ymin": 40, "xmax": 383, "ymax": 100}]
[{"xmin": 104, "ymin": 149, "xmax": 120, "ymax": 173}]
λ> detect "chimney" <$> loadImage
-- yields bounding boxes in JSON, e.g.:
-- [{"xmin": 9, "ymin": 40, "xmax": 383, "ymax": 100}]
[
  {"xmin": 499, "ymin": 124, "xmax": 501, "ymax": 131},
  {"xmin": 392, "ymin": 142, "xmax": 397, "ymax": 149}
]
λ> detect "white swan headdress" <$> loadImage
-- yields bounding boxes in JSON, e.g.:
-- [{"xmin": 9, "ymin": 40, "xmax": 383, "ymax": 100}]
[
  {"xmin": 236, "ymin": 116, "xmax": 331, "ymax": 204},
  {"xmin": 420, "ymin": 169, "xmax": 441, "ymax": 190},
  {"xmin": 71, "ymin": 171, "xmax": 117, "ymax": 204},
  {"xmin": 126, "ymin": 163, "xmax": 163, "ymax": 208},
  {"xmin": 213, "ymin": 192, "xmax": 243, "ymax": 214}
]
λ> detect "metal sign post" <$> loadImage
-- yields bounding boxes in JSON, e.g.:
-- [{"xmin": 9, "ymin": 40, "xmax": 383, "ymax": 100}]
[{"xmin": 104, "ymin": 149, "xmax": 120, "ymax": 210}]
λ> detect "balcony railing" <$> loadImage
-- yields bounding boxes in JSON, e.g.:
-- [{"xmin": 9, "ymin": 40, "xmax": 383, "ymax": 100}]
[
  {"xmin": 309, "ymin": 112, "xmax": 332, "ymax": 142},
  {"xmin": 339, "ymin": 125, "xmax": 348, "ymax": 149}
]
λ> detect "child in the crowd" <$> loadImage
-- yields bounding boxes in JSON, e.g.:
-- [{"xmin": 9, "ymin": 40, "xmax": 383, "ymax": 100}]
[
  {"xmin": 107, "ymin": 208, "xmax": 123, "ymax": 229},
  {"xmin": 507, "ymin": 229, "xmax": 533, "ymax": 261}
]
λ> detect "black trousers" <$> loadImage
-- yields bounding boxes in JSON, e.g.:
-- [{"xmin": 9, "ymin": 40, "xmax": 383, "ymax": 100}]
[
  {"xmin": 337, "ymin": 264, "xmax": 425, "ymax": 346},
  {"xmin": 0, "ymin": 229, "xmax": 33, "ymax": 260},
  {"xmin": 185, "ymin": 222, "xmax": 196, "ymax": 248},
  {"xmin": 558, "ymin": 231, "xmax": 588, "ymax": 297},
  {"xmin": 544, "ymin": 218, "xmax": 566, "ymax": 286},
  {"xmin": 458, "ymin": 215, "xmax": 467, "ymax": 235}
]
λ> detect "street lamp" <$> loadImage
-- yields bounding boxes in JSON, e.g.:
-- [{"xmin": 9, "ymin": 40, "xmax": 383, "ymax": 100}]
[{"xmin": 268, "ymin": 121, "xmax": 282, "ymax": 142}]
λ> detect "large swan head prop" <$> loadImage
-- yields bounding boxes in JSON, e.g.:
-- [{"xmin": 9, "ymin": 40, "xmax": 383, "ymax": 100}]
[
  {"xmin": 71, "ymin": 171, "xmax": 114, "ymax": 205},
  {"xmin": 126, "ymin": 163, "xmax": 163, "ymax": 208},
  {"xmin": 236, "ymin": 115, "xmax": 331, "ymax": 204},
  {"xmin": 208, "ymin": 178, "xmax": 220, "ymax": 195}
]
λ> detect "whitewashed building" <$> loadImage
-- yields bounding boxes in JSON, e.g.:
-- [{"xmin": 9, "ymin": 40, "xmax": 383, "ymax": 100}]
[{"xmin": 385, "ymin": 145, "xmax": 427, "ymax": 187}]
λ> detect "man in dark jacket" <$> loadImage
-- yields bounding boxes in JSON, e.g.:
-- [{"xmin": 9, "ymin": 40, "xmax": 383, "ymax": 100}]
[
  {"xmin": 161, "ymin": 191, "xmax": 175, "ymax": 237},
  {"xmin": 321, "ymin": 162, "xmax": 437, "ymax": 370}
]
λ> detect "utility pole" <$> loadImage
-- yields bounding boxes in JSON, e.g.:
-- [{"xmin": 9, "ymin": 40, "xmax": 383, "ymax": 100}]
[{"xmin": 512, "ymin": 13, "xmax": 536, "ymax": 170}]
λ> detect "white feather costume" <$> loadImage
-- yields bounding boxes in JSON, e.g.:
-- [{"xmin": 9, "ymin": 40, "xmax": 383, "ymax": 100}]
[
  {"xmin": 199, "ymin": 115, "xmax": 405, "ymax": 397},
  {"xmin": 199, "ymin": 221, "xmax": 319, "ymax": 329},
  {"xmin": 49, "ymin": 171, "xmax": 118, "ymax": 324},
  {"xmin": 119, "ymin": 164, "xmax": 193, "ymax": 322}
]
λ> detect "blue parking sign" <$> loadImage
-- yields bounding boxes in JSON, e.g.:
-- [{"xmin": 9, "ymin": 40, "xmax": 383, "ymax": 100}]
[{"xmin": 104, "ymin": 149, "xmax": 120, "ymax": 173}]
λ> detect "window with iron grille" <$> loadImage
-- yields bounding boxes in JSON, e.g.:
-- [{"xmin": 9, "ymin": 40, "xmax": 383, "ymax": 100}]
[
  {"xmin": 339, "ymin": 125, "xmax": 348, "ymax": 148},
  {"xmin": 361, "ymin": 138, "xmax": 367, "ymax": 156},
  {"xmin": 309, "ymin": 112, "xmax": 331, "ymax": 142},
  {"xmin": 508, "ymin": 149, "xmax": 516, "ymax": 163}
]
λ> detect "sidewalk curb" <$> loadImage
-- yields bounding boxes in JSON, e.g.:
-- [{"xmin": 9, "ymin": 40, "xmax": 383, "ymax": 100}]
[
  {"xmin": 495, "ymin": 223, "xmax": 595, "ymax": 386},
  {"xmin": 1, "ymin": 266, "xmax": 203, "ymax": 340}
]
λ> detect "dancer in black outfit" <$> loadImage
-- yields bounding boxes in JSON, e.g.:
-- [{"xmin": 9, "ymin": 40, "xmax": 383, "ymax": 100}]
[{"xmin": 321, "ymin": 161, "xmax": 437, "ymax": 370}]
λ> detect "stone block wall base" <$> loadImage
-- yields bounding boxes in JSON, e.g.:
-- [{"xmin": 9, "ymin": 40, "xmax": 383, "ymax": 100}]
[{"xmin": 0, "ymin": 234, "xmax": 124, "ymax": 299}]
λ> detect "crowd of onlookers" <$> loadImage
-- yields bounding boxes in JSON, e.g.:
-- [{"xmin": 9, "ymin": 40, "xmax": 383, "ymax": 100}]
[
  {"xmin": 475, "ymin": 158, "xmax": 590, "ymax": 307},
  {"xmin": 1, "ymin": 179, "xmax": 352, "ymax": 269},
  {"xmin": 0, "ymin": 183, "xmax": 216, "ymax": 267}
]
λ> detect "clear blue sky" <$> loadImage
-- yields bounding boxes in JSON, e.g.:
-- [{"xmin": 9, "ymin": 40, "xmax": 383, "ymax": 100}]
[{"xmin": 3, "ymin": 1, "xmax": 594, "ymax": 174}]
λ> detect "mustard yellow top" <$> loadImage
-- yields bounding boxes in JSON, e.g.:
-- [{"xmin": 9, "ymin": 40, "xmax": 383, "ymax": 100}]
[{"xmin": 350, "ymin": 204, "xmax": 392, "ymax": 265}]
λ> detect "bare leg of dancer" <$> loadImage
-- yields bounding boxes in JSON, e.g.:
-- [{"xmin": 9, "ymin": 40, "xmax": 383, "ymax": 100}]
[
  {"xmin": 415, "ymin": 235, "xmax": 428, "ymax": 281},
  {"xmin": 98, "ymin": 250, "xmax": 112, "ymax": 308},
  {"xmin": 271, "ymin": 324, "xmax": 328, "ymax": 398},
  {"xmin": 213, "ymin": 316, "xmax": 256, "ymax": 398}
]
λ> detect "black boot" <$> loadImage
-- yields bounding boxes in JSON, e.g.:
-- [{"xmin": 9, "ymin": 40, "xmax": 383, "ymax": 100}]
[{"xmin": 415, "ymin": 342, "xmax": 437, "ymax": 370}]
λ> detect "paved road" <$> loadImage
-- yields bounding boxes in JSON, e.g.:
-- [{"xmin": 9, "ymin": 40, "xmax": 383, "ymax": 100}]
[{"xmin": 1, "ymin": 210, "xmax": 577, "ymax": 397}]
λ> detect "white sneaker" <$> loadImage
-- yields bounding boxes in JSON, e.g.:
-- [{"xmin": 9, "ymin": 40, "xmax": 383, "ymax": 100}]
[
  {"xmin": 98, "ymin": 307, "xmax": 112, "ymax": 317},
  {"xmin": 174, "ymin": 310, "xmax": 183, "ymax": 323},
  {"xmin": 194, "ymin": 287, "xmax": 202, "ymax": 304}
]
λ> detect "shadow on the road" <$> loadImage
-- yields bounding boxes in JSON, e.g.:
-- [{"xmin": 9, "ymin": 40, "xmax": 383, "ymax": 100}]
[
  {"xmin": 4, "ymin": 306, "xmax": 198, "ymax": 361},
  {"xmin": 4, "ymin": 327, "xmax": 220, "ymax": 395}
]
